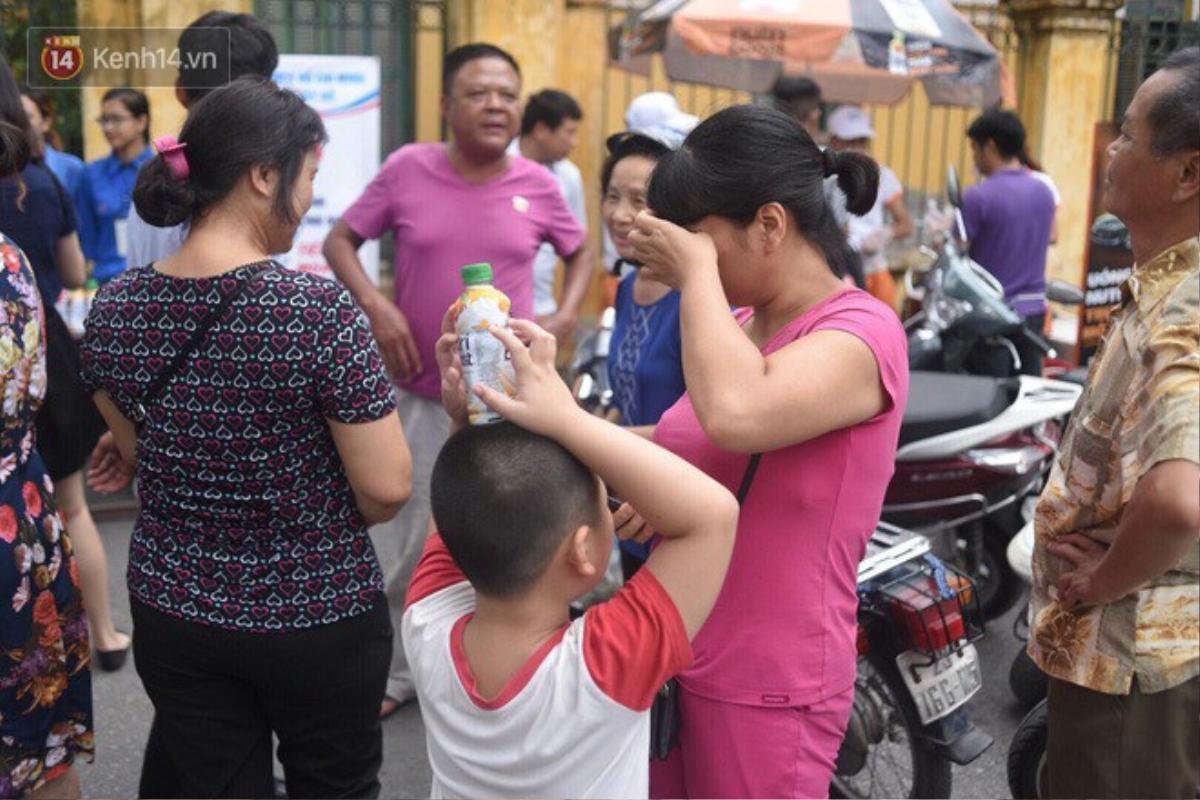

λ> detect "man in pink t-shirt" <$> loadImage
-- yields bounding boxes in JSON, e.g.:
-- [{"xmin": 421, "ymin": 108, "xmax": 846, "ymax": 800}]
[{"xmin": 322, "ymin": 43, "xmax": 589, "ymax": 715}]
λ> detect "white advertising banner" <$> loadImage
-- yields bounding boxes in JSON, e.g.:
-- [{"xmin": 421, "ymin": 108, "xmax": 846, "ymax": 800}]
[{"xmin": 273, "ymin": 54, "xmax": 381, "ymax": 283}]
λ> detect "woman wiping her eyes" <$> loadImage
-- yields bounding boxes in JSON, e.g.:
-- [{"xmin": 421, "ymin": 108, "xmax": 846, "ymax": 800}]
[{"xmin": 627, "ymin": 104, "xmax": 911, "ymax": 799}]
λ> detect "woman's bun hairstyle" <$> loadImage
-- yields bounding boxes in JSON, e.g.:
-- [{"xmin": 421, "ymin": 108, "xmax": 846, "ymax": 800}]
[
  {"xmin": 133, "ymin": 153, "xmax": 197, "ymax": 227},
  {"xmin": 133, "ymin": 76, "xmax": 325, "ymax": 229}
]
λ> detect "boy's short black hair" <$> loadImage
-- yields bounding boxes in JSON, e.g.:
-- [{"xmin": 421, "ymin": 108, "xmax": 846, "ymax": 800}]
[
  {"xmin": 967, "ymin": 109, "xmax": 1026, "ymax": 160},
  {"xmin": 442, "ymin": 43, "xmax": 521, "ymax": 96},
  {"xmin": 431, "ymin": 422, "xmax": 602, "ymax": 598},
  {"xmin": 520, "ymin": 89, "xmax": 583, "ymax": 136}
]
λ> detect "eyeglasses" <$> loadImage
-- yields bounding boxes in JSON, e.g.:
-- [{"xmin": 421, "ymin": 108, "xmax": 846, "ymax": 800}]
[{"xmin": 96, "ymin": 115, "xmax": 134, "ymax": 127}]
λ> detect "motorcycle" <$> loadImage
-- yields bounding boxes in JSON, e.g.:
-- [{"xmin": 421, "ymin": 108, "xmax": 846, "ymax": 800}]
[
  {"xmin": 882, "ymin": 372, "xmax": 1080, "ymax": 619},
  {"xmin": 903, "ymin": 167, "xmax": 1065, "ymax": 379},
  {"xmin": 887, "ymin": 168, "xmax": 1083, "ymax": 617},
  {"xmin": 1002, "ymin": 521, "xmax": 1049, "ymax": 711},
  {"xmin": 1004, "ymin": 519, "xmax": 1051, "ymax": 800},
  {"xmin": 570, "ymin": 305, "xmax": 616, "ymax": 418},
  {"xmin": 832, "ymin": 522, "xmax": 992, "ymax": 799}
]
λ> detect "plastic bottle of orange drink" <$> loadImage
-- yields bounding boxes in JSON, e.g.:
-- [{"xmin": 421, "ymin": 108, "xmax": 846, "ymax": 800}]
[{"xmin": 455, "ymin": 262, "xmax": 515, "ymax": 424}]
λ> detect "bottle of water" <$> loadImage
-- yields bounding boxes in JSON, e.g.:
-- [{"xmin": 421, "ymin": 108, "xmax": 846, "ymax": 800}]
[{"xmin": 454, "ymin": 263, "xmax": 515, "ymax": 425}]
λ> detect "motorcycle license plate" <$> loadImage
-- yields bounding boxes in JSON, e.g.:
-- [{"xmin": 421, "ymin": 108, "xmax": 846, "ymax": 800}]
[{"xmin": 895, "ymin": 644, "xmax": 982, "ymax": 725}]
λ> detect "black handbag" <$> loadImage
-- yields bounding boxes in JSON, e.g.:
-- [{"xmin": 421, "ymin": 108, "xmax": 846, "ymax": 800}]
[
  {"xmin": 649, "ymin": 452, "xmax": 762, "ymax": 760},
  {"xmin": 36, "ymin": 303, "xmax": 108, "ymax": 479}
]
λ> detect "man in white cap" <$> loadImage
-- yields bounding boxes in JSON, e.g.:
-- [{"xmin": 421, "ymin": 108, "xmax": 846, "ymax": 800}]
[
  {"xmin": 624, "ymin": 92, "xmax": 698, "ymax": 150},
  {"xmin": 828, "ymin": 105, "xmax": 913, "ymax": 307}
]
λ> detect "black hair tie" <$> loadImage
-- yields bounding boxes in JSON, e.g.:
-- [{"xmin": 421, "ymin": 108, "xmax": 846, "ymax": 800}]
[{"xmin": 822, "ymin": 147, "xmax": 839, "ymax": 178}]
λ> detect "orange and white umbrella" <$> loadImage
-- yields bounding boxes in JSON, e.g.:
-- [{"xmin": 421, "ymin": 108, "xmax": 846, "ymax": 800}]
[{"xmin": 610, "ymin": 0, "xmax": 1003, "ymax": 107}]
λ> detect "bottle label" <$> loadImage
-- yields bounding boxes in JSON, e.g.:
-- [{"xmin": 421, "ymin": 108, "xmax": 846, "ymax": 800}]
[{"xmin": 460, "ymin": 331, "xmax": 515, "ymax": 424}]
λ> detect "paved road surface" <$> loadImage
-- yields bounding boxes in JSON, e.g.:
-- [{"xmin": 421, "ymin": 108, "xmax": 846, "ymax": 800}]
[{"xmin": 79, "ymin": 512, "xmax": 1029, "ymax": 798}]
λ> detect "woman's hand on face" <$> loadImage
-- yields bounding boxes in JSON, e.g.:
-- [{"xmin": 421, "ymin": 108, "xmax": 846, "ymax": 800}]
[
  {"xmin": 627, "ymin": 210, "xmax": 718, "ymax": 290},
  {"xmin": 473, "ymin": 319, "xmax": 580, "ymax": 436}
]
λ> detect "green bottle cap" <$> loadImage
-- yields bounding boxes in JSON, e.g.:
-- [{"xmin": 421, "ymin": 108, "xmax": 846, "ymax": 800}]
[
  {"xmin": 84, "ymin": 278, "xmax": 99, "ymax": 290},
  {"xmin": 461, "ymin": 263, "xmax": 493, "ymax": 286}
]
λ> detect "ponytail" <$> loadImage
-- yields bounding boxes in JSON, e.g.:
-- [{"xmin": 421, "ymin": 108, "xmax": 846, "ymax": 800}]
[{"xmin": 823, "ymin": 148, "xmax": 880, "ymax": 216}]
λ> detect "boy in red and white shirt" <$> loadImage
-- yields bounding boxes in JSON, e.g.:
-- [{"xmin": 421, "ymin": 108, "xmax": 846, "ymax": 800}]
[{"xmin": 403, "ymin": 319, "xmax": 738, "ymax": 799}]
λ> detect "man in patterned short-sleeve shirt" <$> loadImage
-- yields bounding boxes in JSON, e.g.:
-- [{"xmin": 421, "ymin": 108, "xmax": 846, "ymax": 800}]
[{"xmin": 1029, "ymin": 47, "xmax": 1199, "ymax": 799}]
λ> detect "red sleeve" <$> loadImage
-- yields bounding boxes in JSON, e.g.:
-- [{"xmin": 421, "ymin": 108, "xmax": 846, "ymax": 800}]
[
  {"xmin": 582, "ymin": 568, "xmax": 694, "ymax": 711},
  {"xmin": 404, "ymin": 533, "xmax": 468, "ymax": 609}
]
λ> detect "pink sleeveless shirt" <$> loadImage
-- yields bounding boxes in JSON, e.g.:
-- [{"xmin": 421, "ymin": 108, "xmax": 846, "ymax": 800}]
[{"xmin": 654, "ymin": 289, "xmax": 909, "ymax": 706}]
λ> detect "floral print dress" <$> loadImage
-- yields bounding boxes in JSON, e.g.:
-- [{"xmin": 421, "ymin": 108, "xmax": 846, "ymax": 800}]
[{"xmin": 0, "ymin": 233, "xmax": 92, "ymax": 797}]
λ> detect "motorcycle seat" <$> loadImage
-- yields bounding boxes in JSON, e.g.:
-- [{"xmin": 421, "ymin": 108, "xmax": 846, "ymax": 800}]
[{"xmin": 899, "ymin": 372, "xmax": 1015, "ymax": 446}]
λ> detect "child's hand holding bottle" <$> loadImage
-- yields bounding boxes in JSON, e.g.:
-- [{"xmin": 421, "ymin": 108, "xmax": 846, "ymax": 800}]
[{"xmin": 473, "ymin": 320, "xmax": 581, "ymax": 438}]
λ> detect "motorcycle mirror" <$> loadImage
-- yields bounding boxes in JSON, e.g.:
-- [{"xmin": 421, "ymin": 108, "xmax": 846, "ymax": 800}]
[
  {"xmin": 1045, "ymin": 279, "xmax": 1085, "ymax": 306},
  {"xmin": 946, "ymin": 166, "xmax": 962, "ymax": 209}
]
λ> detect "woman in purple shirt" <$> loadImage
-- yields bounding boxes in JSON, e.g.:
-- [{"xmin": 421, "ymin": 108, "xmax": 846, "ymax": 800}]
[{"xmin": 80, "ymin": 78, "xmax": 412, "ymax": 798}]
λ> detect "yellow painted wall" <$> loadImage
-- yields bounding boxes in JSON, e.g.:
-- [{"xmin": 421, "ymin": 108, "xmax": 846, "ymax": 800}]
[
  {"xmin": 1019, "ymin": 27, "xmax": 1117, "ymax": 285},
  {"xmin": 414, "ymin": 2, "xmax": 446, "ymax": 143},
  {"xmin": 449, "ymin": 0, "xmax": 565, "ymax": 97}
]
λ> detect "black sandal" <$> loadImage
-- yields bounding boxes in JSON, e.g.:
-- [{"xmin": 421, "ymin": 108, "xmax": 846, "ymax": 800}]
[{"xmin": 96, "ymin": 637, "xmax": 131, "ymax": 672}]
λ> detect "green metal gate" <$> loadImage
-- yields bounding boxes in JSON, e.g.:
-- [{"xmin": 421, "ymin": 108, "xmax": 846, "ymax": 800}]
[{"xmin": 254, "ymin": 0, "xmax": 445, "ymax": 154}]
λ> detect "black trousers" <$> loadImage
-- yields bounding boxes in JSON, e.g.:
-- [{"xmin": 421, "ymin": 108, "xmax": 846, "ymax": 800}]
[{"xmin": 131, "ymin": 596, "xmax": 393, "ymax": 799}]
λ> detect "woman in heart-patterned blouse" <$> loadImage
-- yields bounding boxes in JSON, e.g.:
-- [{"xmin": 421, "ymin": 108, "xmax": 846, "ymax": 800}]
[
  {"xmin": 77, "ymin": 77, "xmax": 413, "ymax": 797},
  {"xmin": 82, "ymin": 265, "xmax": 397, "ymax": 629}
]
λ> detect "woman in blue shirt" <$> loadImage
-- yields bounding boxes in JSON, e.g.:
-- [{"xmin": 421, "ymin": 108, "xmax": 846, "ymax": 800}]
[
  {"xmin": 602, "ymin": 132, "xmax": 684, "ymax": 575},
  {"xmin": 604, "ymin": 132, "xmax": 683, "ymax": 428},
  {"xmin": 78, "ymin": 88, "xmax": 153, "ymax": 282}
]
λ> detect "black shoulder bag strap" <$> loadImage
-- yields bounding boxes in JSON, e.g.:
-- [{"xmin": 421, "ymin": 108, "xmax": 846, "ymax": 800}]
[
  {"xmin": 735, "ymin": 453, "xmax": 762, "ymax": 504},
  {"xmin": 129, "ymin": 265, "xmax": 266, "ymax": 427},
  {"xmin": 651, "ymin": 451, "xmax": 763, "ymax": 761}
]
